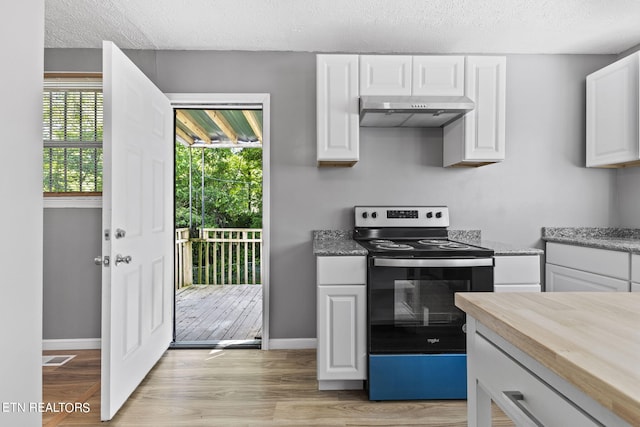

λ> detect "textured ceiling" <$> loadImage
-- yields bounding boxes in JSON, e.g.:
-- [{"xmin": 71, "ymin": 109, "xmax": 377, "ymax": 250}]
[{"xmin": 45, "ymin": 0, "xmax": 640, "ymax": 54}]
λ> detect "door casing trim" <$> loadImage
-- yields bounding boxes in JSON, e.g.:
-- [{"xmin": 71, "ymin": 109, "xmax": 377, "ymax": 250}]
[{"xmin": 167, "ymin": 93, "xmax": 271, "ymax": 350}]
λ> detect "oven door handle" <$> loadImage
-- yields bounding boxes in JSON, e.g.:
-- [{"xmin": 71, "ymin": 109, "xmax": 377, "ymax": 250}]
[{"xmin": 373, "ymin": 258, "xmax": 494, "ymax": 268}]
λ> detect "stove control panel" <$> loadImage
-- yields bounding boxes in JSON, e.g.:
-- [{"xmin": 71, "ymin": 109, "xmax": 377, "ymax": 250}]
[{"xmin": 355, "ymin": 206, "xmax": 449, "ymax": 227}]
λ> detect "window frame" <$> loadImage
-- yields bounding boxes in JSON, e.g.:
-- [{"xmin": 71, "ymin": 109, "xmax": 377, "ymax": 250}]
[{"xmin": 43, "ymin": 72, "xmax": 103, "ymax": 202}]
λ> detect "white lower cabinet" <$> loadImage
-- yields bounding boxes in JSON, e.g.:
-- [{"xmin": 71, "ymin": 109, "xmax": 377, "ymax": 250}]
[
  {"xmin": 633, "ymin": 283, "xmax": 640, "ymax": 292},
  {"xmin": 546, "ymin": 242, "xmax": 629, "ymax": 279},
  {"xmin": 316, "ymin": 256, "xmax": 366, "ymax": 390},
  {"xmin": 494, "ymin": 255, "xmax": 541, "ymax": 292},
  {"xmin": 546, "ymin": 263, "xmax": 629, "ymax": 292},
  {"xmin": 317, "ymin": 285, "xmax": 366, "ymax": 384},
  {"xmin": 469, "ymin": 321, "xmax": 604, "ymax": 426},
  {"xmin": 546, "ymin": 242, "xmax": 632, "ymax": 292}
]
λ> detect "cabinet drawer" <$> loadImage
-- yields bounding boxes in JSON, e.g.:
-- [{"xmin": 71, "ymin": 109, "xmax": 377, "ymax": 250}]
[
  {"xmin": 317, "ymin": 256, "xmax": 366, "ymax": 285},
  {"xmin": 632, "ymin": 254, "xmax": 640, "ymax": 282},
  {"xmin": 494, "ymin": 284, "xmax": 541, "ymax": 293},
  {"xmin": 546, "ymin": 263, "xmax": 629, "ymax": 292},
  {"xmin": 546, "ymin": 242, "xmax": 629, "ymax": 279},
  {"xmin": 494, "ymin": 255, "xmax": 540, "ymax": 284},
  {"xmin": 474, "ymin": 333, "xmax": 600, "ymax": 426}
]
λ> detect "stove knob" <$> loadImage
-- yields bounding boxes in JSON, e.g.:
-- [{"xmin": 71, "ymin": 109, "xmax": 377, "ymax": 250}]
[
  {"xmin": 426, "ymin": 212, "xmax": 433, "ymax": 218},
  {"xmin": 436, "ymin": 211, "xmax": 442, "ymax": 219},
  {"xmin": 371, "ymin": 212, "xmax": 377, "ymax": 219},
  {"xmin": 362, "ymin": 212, "xmax": 368, "ymax": 219}
]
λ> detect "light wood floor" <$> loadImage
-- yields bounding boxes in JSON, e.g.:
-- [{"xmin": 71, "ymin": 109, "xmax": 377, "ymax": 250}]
[
  {"xmin": 42, "ymin": 350, "xmax": 101, "ymax": 427},
  {"xmin": 44, "ymin": 348, "xmax": 514, "ymax": 426},
  {"xmin": 175, "ymin": 284, "xmax": 262, "ymax": 342}
]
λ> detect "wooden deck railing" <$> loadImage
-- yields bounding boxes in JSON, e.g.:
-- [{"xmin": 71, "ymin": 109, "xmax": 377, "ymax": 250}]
[
  {"xmin": 175, "ymin": 228, "xmax": 193, "ymax": 290},
  {"xmin": 175, "ymin": 228, "xmax": 262, "ymax": 289}
]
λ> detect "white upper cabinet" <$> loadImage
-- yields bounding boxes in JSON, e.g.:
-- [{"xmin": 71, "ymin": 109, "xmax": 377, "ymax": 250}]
[
  {"xmin": 316, "ymin": 54, "xmax": 360, "ymax": 166},
  {"xmin": 316, "ymin": 54, "xmax": 506, "ymax": 168},
  {"xmin": 360, "ymin": 55, "xmax": 465, "ymax": 96},
  {"xmin": 359, "ymin": 55, "xmax": 412, "ymax": 96},
  {"xmin": 443, "ymin": 56, "xmax": 506, "ymax": 167},
  {"xmin": 412, "ymin": 56, "xmax": 464, "ymax": 96},
  {"xmin": 586, "ymin": 52, "xmax": 640, "ymax": 168}
]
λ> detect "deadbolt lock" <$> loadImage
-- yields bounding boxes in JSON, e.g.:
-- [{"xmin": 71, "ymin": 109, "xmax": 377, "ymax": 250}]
[{"xmin": 94, "ymin": 256, "xmax": 110, "ymax": 267}]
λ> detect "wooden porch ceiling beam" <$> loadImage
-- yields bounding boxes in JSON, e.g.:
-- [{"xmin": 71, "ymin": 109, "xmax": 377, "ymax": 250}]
[
  {"xmin": 205, "ymin": 110, "xmax": 238, "ymax": 144},
  {"xmin": 176, "ymin": 127, "xmax": 195, "ymax": 145},
  {"xmin": 242, "ymin": 110, "xmax": 263, "ymax": 143},
  {"xmin": 176, "ymin": 110, "xmax": 211, "ymax": 144}
]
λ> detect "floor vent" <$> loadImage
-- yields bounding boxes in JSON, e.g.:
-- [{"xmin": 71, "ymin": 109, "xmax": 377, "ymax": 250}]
[{"xmin": 42, "ymin": 355, "xmax": 76, "ymax": 367}]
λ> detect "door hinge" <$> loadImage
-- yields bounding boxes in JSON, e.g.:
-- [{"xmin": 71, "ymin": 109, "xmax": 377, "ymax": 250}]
[{"xmin": 105, "ymin": 229, "xmax": 110, "ymax": 241}]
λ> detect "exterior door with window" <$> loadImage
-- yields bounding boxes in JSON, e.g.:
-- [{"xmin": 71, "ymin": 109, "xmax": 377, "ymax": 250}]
[{"xmin": 100, "ymin": 41, "xmax": 173, "ymax": 420}]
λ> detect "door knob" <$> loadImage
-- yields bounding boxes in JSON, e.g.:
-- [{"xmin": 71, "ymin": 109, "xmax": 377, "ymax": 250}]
[
  {"xmin": 94, "ymin": 256, "xmax": 110, "ymax": 267},
  {"xmin": 115, "ymin": 254, "xmax": 132, "ymax": 266},
  {"xmin": 115, "ymin": 228, "xmax": 126, "ymax": 239}
]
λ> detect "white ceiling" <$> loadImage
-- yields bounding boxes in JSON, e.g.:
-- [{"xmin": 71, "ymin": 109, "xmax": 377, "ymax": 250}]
[{"xmin": 45, "ymin": 0, "xmax": 640, "ymax": 54}]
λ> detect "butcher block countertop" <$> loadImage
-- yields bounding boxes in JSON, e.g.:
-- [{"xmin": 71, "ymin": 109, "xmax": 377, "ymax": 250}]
[{"xmin": 455, "ymin": 292, "xmax": 640, "ymax": 425}]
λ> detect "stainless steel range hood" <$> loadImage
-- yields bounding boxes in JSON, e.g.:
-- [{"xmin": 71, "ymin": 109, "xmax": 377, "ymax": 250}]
[{"xmin": 359, "ymin": 95, "xmax": 475, "ymax": 128}]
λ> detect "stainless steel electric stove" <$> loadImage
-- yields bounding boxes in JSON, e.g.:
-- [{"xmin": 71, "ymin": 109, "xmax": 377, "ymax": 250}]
[{"xmin": 353, "ymin": 206, "xmax": 494, "ymax": 401}]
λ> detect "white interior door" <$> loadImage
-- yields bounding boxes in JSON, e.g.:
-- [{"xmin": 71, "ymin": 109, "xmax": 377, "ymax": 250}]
[{"xmin": 100, "ymin": 41, "xmax": 173, "ymax": 421}]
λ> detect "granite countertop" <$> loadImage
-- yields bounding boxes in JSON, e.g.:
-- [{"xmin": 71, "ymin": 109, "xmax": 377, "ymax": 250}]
[
  {"xmin": 456, "ymin": 292, "xmax": 640, "ymax": 426},
  {"xmin": 313, "ymin": 230, "xmax": 368, "ymax": 256},
  {"xmin": 480, "ymin": 240, "xmax": 544, "ymax": 256},
  {"xmin": 313, "ymin": 230, "xmax": 543, "ymax": 257},
  {"xmin": 445, "ymin": 230, "xmax": 543, "ymax": 256},
  {"xmin": 542, "ymin": 227, "xmax": 640, "ymax": 254}
]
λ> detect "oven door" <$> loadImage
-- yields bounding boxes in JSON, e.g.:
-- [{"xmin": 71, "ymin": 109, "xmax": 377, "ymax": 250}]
[{"xmin": 368, "ymin": 257, "xmax": 493, "ymax": 354}]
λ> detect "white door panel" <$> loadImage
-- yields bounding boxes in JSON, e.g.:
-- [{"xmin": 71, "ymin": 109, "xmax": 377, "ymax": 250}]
[{"xmin": 101, "ymin": 41, "xmax": 173, "ymax": 421}]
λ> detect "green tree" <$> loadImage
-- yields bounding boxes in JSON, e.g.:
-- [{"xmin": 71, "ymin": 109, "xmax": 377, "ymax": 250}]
[{"xmin": 175, "ymin": 143, "xmax": 262, "ymax": 229}]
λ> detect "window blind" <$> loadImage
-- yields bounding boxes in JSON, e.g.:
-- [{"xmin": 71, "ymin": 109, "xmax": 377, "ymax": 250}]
[{"xmin": 43, "ymin": 77, "xmax": 103, "ymax": 194}]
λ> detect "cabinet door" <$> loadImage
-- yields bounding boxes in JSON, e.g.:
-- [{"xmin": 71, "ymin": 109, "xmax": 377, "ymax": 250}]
[
  {"xmin": 316, "ymin": 54, "xmax": 359, "ymax": 166},
  {"xmin": 412, "ymin": 56, "xmax": 464, "ymax": 96},
  {"xmin": 317, "ymin": 285, "xmax": 366, "ymax": 380},
  {"xmin": 546, "ymin": 264, "xmax": 629, "ymax": 292},
  {"xmin": 586, "ymin": 52, "xmax": 639, "ymax": 167},
  {"xmin": 443, "ymin": 56, "xmax": 506, "ymax": 167},
  {"xmin": 359, "ymin": 55, "xmax": 412, "ymax": 96}
]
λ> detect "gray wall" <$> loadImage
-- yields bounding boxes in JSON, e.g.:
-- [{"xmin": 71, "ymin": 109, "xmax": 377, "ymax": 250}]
[
  {"xmin": 617, "ymin": 168, "xmax": 640, "ymax": 227},
  {"xmin": 43, "ymin": 208, "xmax": 102, "ymax": 339},
  {"xmin": 2, "ymin": 0, "xmax": 43, "ymax": 423},
  {"xmin": 615, "ymin": 46, "xmax": 640, "ymax": 227},
  {"xmin": 45, "ymin": 49, "xmax": 618, "ymax": 340}
]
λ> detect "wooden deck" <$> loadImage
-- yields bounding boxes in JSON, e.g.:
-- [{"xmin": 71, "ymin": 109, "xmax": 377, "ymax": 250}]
[{"xmin": 175, "ymin": 284, "xmax": 262, "ymax": 342}]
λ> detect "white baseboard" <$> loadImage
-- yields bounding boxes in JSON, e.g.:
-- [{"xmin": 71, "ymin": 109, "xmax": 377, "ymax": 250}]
[
  {"xmin": 43, "ymin": 338, "xmax": 313, "ymax": 351},
  {"xmin": 268, "ymin": 338, "xmax": 316, "ymax": 350},
  {"xmin": 43, "ymin": 338, "xmax": 101, "ymax": 351}
]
